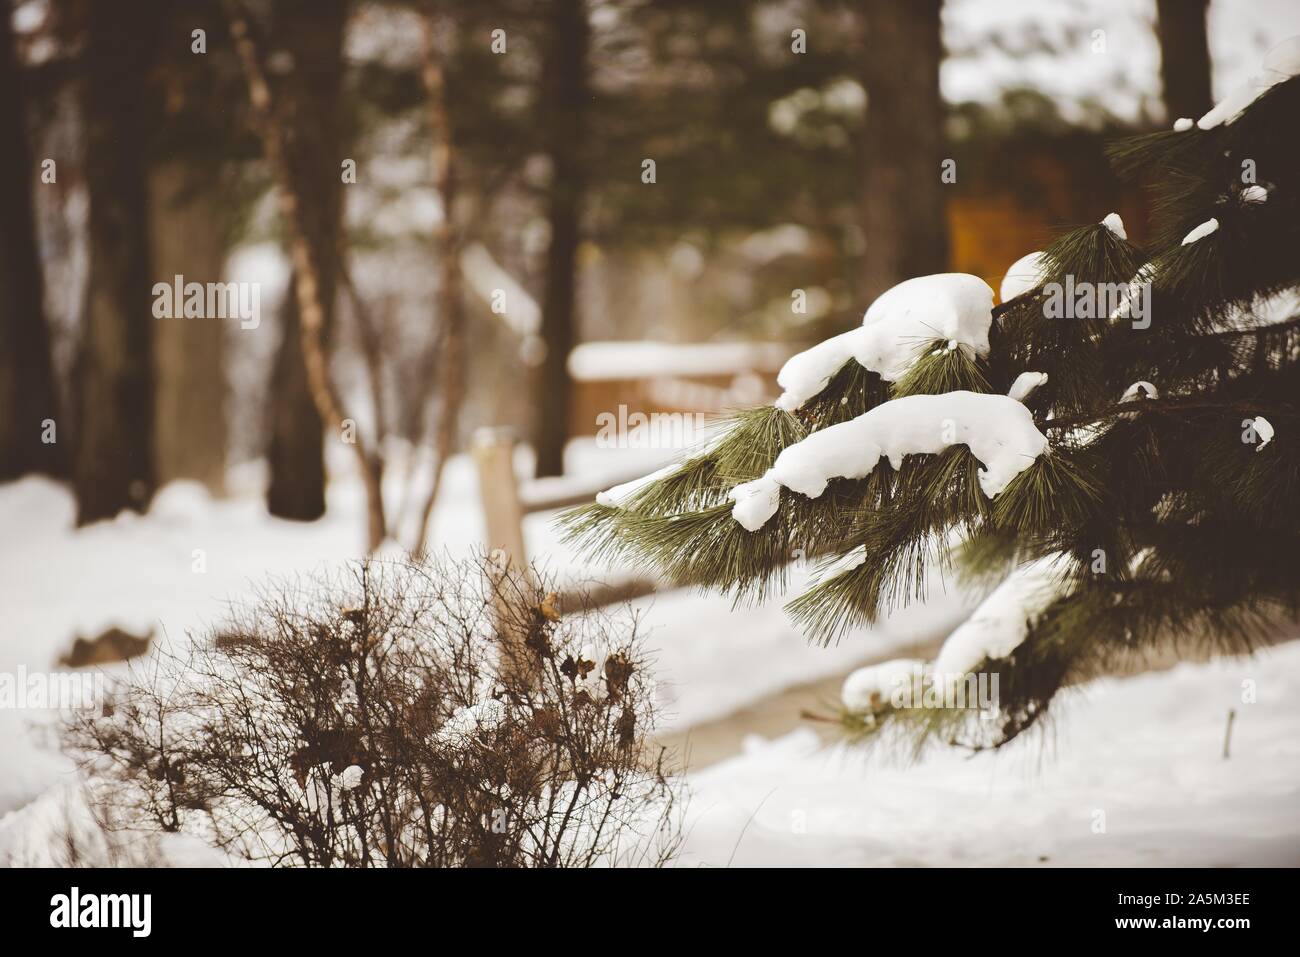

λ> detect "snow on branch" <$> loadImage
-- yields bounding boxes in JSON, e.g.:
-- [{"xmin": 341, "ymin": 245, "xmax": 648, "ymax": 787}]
[
  {"xmin": 729, "ymin": 390, "xmax": 1049, "ymax": 531},
  {"xmin": 841, "ymin": 555, "xmax": 1071, "ymax": 714},
  {"xmin": 1196, "ymin": 36, "xmax": 1300, "ymax": 129},
  {"xmin": 774, "ymin": 273, "xmax": 994, "ymax": 411}
]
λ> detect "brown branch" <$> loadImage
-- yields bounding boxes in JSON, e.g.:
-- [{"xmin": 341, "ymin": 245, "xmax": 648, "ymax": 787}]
[{"xmin": 1044, "ymin": 396, "xmax": 1293, "ymax": 434}]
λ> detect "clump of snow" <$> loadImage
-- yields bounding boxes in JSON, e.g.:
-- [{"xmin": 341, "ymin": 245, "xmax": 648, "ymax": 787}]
[
  {"xmin": 774, "ymin": 274, "xmax": 994, "ymax": 411},
  {"xmin": 1241, "ymin": 185, "xmax": 1269, "ymax": 204},
  {"xmin": 1198, "ymin": 36, "xmax": 1300, "ymax": 129},
  {"xmin": 820, "ymin": 544, "xmax": 867, "ymax": 577},
  {"xmin": 841, "ymin": 658, "xmax": 926, "ymax": 712},
  {"xmin": 1007, "ymin": 371, "xmax": 1048, "ymax": 402},
  {"xmin": 778, "ymin": 392, "xmax": 1046, "ymax": 500},
  {"xmin": 1120, "ymin": 381, "xmax": 1158, "ymax": 402},
  {"xmin": 437, "ymin": 699, "xmax": 507, "ymax": 744},
  {"xmin": 773, "ymin": 330, "xmax": 866, "ymax": 413},
  {"xmin": 999, "ymin": 251, "xmax": 1046, "ymax": 302},
  {"xmin": 837, "ymin": 555, "xmax": 1071, "ymax": 710},
  {"xmin": 1173, "ymin": 117, "xmax": 1194, "ymax": 131},
  {"xmin": 336, "ymin": 765, "xmax": 364, "ymax": 791},
  {"xmin": 1101, "ymin": 212, "xmax": 1127, "ymax": 241},
  {"xmin": 733, "ymin": 391, "xmax": 1049, "ymax": 530},
  {"xmin": 596, "ymin": 462, "xmax": 681, "ymax": 508},
  {"xmin": 1252, "ymin": 416, "xmax": 1275, "ymax": 452},
  {"xmin": 728, "ymin": 474, "xmax": 782, "ymax": 532},
  {"xmin": 1181, "ymin": 218, "xmax": 1220, "ymax": 245},
  {"xmin": 932, "ymin": 555, "xmax": 1070, "ymax": 679}
]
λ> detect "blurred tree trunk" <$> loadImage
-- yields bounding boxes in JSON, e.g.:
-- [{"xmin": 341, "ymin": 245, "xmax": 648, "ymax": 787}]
[
  {"xmin": 0, "ymin": 6, "xmax": 64, "ymax": 481},
  {"xmin": 859, "ymin": 0, "xmax": 948, "ymax": 300},
  {"xmin": 73, "ymin": 1, "xmax": 156, "ymax": 522},
  {"xmin": 1156, "ymin": 0, "xmax": 1213, "ymax": 122},
  {"xmin": 268, "ymin": 270, "xmax": 327, "ymax": 519},
  {"xmin": 265, "ymin": 0, "xmax": 347, "ymax": 521},
  {"xmin": 149, "ymin": 162, "xmax": 229, "ymax": 494},
  {"xmin": 534, "ymin": 0, "xmax": 589, "ymax": 478}
]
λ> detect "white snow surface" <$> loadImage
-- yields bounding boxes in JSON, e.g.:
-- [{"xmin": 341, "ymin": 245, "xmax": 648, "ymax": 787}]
[
  {"xmin": 1181, "ymin": 218, "xmax": 1221, "ymax": 245},
  {"xmin": 999, "ymin": 251, "xmax": 1046, "ymax": 302},
  {"xmin": 681, "ymin": 641, "xmax": 1300, "ymax": 867},
  {"xmin": 774, "ymin": 274, "xmax": 994, "ymax": 411}
]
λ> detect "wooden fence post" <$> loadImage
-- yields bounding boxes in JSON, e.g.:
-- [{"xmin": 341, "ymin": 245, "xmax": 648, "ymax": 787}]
[
  {"xmin": 472, "ymin": 427, "xmax": 528, "ymax": 571},
  {"xmin": 472, "ymin": 428, "xmax": 536, "ymax": 680}
]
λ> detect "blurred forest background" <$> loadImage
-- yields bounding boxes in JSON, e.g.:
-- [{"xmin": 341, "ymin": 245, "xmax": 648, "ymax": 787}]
[{"xmin": 0, "ymin": 0, "xmax": 1294, "ymax": 553}]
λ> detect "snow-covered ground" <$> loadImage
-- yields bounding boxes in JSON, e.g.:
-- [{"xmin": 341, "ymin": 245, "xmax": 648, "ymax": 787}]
[
  {"xmin": 0, "ymin": 441, "xmax": 972, "ymax": 823},
  {"xmin": 681, "ymin": 643, "xmax": 1300, "ymax": 867},
  {"xmin": 4, "ymin": 443, "xmax": 1295, "ymax": 867}
]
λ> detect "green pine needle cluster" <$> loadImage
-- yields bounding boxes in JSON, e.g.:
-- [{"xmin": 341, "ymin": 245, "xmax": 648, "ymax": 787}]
[{"xmin": 563, "ymin": 75, "xmax": 1300, "ymax": 752}]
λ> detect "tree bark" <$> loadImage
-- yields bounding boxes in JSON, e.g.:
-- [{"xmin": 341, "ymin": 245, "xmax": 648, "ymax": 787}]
[
  {"xmin": 0, "ymin": 6, "xmax": 64, "ymax": 480},
  {"xmin": 859, "ymin": 0, "xmax": 948, "ymax": 301},
  {"xmin": 73, "ymin": 1, "xmax": 156, "ymax": 522},
  {"xmin": 534, "ymin": 0, "xmax": 589, "ymax": 478},
  {"xmin": 1155, "ymin": 0, "xmax": 1213, "ymax": 123},
  {"xmin": 149, "ymin": 161, "xmax": 229, "ymax": 494},
  {"xmin": 262, "ymin": 0, "xmax": 347, "ymax": 524}
]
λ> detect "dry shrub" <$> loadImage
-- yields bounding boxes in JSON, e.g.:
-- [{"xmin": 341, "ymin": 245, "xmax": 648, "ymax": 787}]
[{"xmin": 65, "ymin": 555, "xmax": 683, "ymax": 867}]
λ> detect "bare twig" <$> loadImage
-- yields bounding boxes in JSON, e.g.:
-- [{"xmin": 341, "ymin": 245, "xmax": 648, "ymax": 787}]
[{"xmin": 411, "ymin": 7, "xmax": 466, "ymax": 558}]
